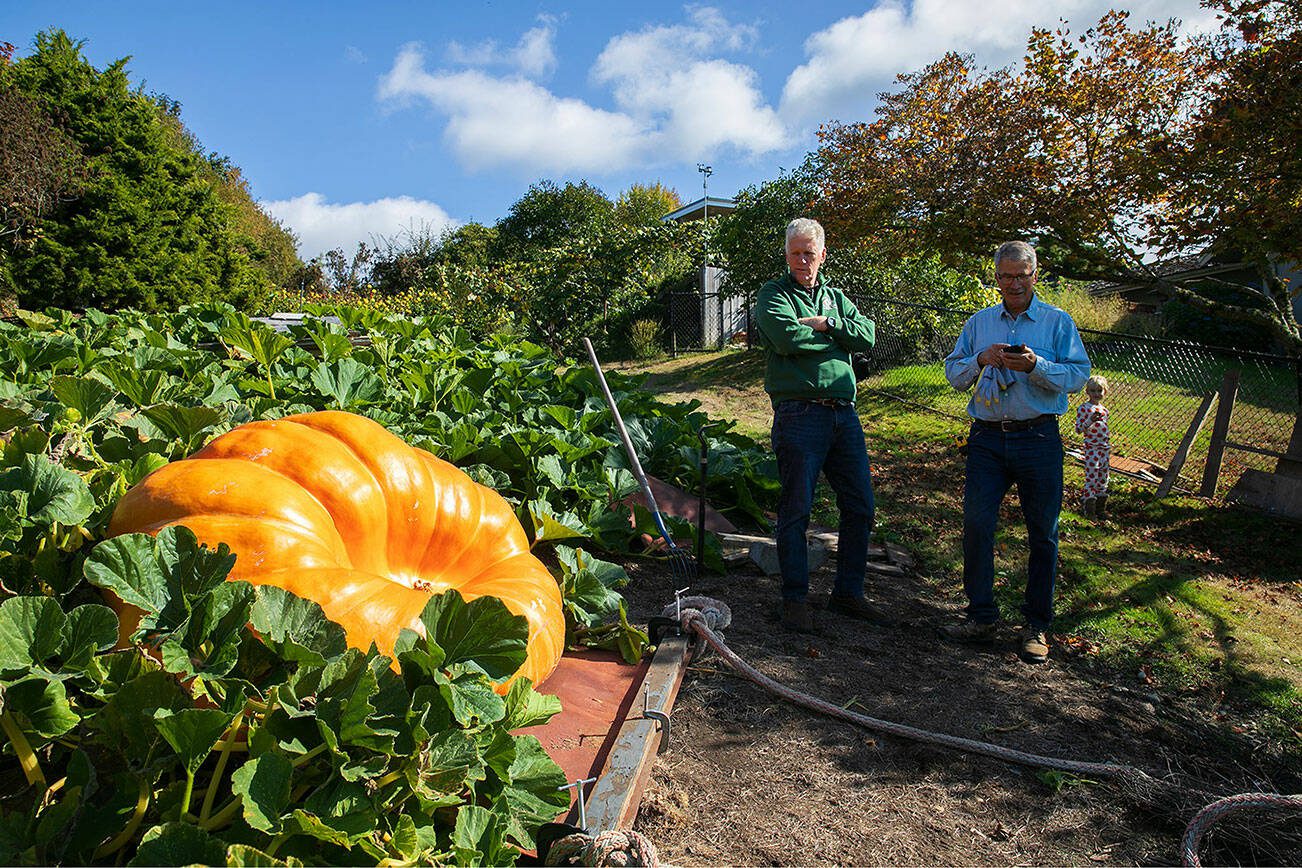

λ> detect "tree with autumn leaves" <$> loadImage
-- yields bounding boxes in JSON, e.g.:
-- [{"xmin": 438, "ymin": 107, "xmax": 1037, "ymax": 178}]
[{"xmin": 816, "ymin": 2, "xmax": 1299, "ymax": 354}]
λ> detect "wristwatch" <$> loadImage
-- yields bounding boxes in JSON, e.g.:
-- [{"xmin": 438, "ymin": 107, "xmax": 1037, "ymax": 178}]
[{"xmin": 826, "ymin": 316, "xmax": 838, "ymax": 330}]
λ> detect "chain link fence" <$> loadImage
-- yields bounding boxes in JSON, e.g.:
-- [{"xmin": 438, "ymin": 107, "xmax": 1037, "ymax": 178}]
[
  {"xmin": 666, "ymin": 290, "xmax": 749, "ymax": 352},
  {"xmin": 851, "ymin": 295, "xmax": 1300, "ymax": 498}
]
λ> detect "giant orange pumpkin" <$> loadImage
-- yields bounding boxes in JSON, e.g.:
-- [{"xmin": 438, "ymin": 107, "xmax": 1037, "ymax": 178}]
[{"xmin": 108, "ymin": 410, "xmax": 564, "ymax": 689}]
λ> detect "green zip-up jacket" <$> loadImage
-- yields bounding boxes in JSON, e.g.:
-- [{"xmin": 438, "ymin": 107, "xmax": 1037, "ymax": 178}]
[{"xmin": 755, "ymin": 272, "xmax": 876, "ymax": 406}]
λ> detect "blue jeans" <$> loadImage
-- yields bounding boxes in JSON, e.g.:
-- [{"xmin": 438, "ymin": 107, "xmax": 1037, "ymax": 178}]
[
  {"xmin": 772, "ymin": 400, "xmax": 875, "ymax": 602},
  {"xmin": 962, "ymin": 420, "xmax": 1063, "ymax": 629}
]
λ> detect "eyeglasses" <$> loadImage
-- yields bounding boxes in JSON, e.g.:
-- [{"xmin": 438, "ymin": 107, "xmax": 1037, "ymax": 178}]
[{"xmin": 995, "ymin": 271, "xmax": 1036, "ymax": 284}]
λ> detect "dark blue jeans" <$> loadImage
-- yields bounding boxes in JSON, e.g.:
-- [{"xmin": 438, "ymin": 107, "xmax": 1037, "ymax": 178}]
[
  {"xmin": 962, "ymin": 420, "xmax": 1064, "ymax": 629},
  {"xmin": 772, "ymin": 400, "xmax": 875, "ymax": 602}
]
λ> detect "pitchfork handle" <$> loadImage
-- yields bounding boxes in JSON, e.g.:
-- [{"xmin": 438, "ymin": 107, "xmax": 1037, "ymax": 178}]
[{"xmin": 582, "ymin": 338, "xmax": 676, "ymax": 546}]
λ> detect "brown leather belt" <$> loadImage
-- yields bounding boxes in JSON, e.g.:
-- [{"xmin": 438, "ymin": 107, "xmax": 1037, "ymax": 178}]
[
  {"xmin": 802, "ymin": 397, "xmax": 853, "ymax": 407},
  {"xmin": 973, "ymin": 413, "xmax": 1057, "ymax": 432}
]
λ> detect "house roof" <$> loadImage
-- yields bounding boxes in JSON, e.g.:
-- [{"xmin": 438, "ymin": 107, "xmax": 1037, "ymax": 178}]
[
  {"xmin": 1086, "ymin": 256, "xmax": 1243, "ymax": 297},
  {"xmin": 662, "ymin": 196, "xmax": 736, "ymax": 223}
]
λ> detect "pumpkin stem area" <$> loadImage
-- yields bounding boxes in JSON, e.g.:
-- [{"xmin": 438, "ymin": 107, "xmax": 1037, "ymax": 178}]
[{"xmin": 404, "ymin": 575, "xmax": 452, "ymax": 594}]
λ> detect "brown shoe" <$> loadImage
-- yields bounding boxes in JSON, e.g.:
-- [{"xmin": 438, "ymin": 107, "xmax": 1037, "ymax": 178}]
[
  {"xmin": 939, "ymin": 619, "xmax": 998, "ymax": 644},
  {"xmin": 826, "ymin": 594, "xmax": 896, "ymax": 627},
  {"xmin": 1020, "ymin": 627, "xmax": 1049, "ymax": 663},
  {"xmin": 781, "ymin": 600, "xmax": 815, "ymax": 633}
]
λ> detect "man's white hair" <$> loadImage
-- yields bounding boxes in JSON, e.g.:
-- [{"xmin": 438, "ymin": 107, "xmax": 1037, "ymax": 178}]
[
  {"xmin": 785, "ymin": 217, "xmax": 825, "ymax": 252},
  {"xmin": 994, "ymin": 240, "xmax": 1037, "ymax": 271}
]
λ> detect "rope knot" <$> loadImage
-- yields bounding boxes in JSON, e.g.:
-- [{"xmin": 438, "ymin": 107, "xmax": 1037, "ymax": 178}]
[
  {"xmin": 547, "ymin": 829, "xmax": 661, "ymax": 866},
  {"xmin": 660, "ymin": 595, "xmax": 731, "ymax": 631}
]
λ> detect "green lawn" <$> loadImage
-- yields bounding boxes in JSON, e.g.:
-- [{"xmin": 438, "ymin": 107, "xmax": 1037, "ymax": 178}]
[
  {"xmin": 626, "ymin": 348, "xmax": 1302, "ymax": 750},
  {"xmin": 861, "ymin": 354, "xmax": 1297, "ymax": 495}
]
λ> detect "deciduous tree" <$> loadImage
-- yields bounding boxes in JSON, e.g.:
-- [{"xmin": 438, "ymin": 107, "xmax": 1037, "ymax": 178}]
[{"xmin": 818, "ymin": 11, "xmax": 1199, "ymax": 284}]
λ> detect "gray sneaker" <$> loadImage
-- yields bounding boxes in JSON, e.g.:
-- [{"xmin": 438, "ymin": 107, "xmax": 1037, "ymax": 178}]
[
  {"xmin": 1020, "ymin": 627, "xmax": 1049, "ymax": 663},
  {"xmin": 781, "ymin": 600, "xmax": 815, "ymax": 633},
  {"xmin": 939, "ymin": 619, "xmax": 998, "ymax": 644}
]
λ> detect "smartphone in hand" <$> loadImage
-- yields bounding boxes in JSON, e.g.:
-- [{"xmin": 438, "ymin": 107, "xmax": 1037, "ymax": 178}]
[{"xmin": 1004, "ymin": 344, "xmax": 1027, "ymax": 354}]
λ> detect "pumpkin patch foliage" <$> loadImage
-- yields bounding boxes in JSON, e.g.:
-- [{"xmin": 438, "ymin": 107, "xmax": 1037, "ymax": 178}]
[
  {"xmin": 2, "ymin": 526, "xmax": 567, "ymax": 865},
  {"xmin": 0, "ymin": 302, "xmax": 777, "ymax": 864}
]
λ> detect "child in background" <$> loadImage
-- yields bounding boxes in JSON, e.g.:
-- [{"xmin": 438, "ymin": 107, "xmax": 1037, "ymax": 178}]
[{"xmin": 1075, "ymin": 375, "xmax": 1111, "ymax": 518}]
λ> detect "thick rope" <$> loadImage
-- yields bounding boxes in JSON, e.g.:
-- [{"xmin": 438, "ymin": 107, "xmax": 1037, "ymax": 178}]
[
  {"xmin": 547, "ymin": 829, "xmax": 661, "ymax": 867},
  {"xmin": 670, "ymin": 600, "xmax": 1302, "ymax": 863},
  {"xmin": 1179, "ymin": 792, "xmax": 1302, "ymax": 867}
]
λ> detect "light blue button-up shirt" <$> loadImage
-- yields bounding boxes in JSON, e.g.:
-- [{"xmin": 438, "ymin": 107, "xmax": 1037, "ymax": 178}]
[{"xmin": 944, "ymin": 294, "xmax": 1091, "ymax": 421}]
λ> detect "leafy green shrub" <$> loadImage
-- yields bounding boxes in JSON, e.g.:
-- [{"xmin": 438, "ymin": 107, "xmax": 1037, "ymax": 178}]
[
  {"xmin": 1, "ymin": 31, "xmax": 290, "ymax": 312},
  {"xmin": 628, "ymin": 318, "xmax": 664, "ymax": 360},
  {"xmin": 1034, "ymin": 282, "xmax": 1158, "ymax": 335}
]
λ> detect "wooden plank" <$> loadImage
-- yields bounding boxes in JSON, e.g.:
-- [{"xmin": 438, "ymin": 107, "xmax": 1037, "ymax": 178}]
[
  {"xmin": 580, "ymin": 633, "xmax": 691, "ymax": 833},
  {"xmin": 1200, "ymin": 369, "xmax": 1242, "ymax": 498},
  {"xmin": 1222, "ymin": 440, "xmax": 1301, "ymax": 462},
  {"xmin": 1156, "ymin": 390, "xmax": 1218, "ymax": 498}
]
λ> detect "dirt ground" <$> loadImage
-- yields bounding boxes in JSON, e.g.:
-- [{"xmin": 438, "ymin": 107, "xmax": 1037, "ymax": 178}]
[{"xmin": 617, "ymin": 552, "xmax": 1302, "ymax": 867}]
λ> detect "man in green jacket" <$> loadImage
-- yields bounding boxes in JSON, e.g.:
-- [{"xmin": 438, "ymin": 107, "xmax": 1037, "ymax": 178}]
[{"xmin": 756, "ymin": 217, "xmax": 891, "ymax": 633}]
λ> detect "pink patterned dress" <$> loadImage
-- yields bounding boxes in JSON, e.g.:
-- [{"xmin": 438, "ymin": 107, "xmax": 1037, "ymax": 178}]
[{"xmin": 1075, "ymin": 402, "xmax": 1110, "ymax": 499}]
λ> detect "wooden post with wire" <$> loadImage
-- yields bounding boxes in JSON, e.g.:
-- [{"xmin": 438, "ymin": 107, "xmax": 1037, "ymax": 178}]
[
  {"xmin": 1156, "ymin": 390, "xmax": 1218, "ymax": 498},
  {"xmin": 1199, "ymin": 369, "xmax": 1241, "ymax": 497}
]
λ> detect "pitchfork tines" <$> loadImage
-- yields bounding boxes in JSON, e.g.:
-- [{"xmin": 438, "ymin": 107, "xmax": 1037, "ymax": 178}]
[{"xmin": 583, "ymin": 337, "xmax": 699, "ymax": 585}]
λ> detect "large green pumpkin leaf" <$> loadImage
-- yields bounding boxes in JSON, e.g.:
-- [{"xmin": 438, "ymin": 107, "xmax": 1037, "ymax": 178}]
[
  {"xmin": 1, "ymin": 677, "xmax": 80, "ymax": 739},
  {"xmin": 49, "ymin": 375, "xmax": 118, "ymax": 426},
  {"xmin": 128, "ymin": 822, "xmax": 226, "ymax": 867},
  {"xmin": 84, "ymin": 527, "xmax": 236, "ymax": 634},
  {"xmin": 91, "ymin": 670, "xmax": 190, "ymax": 760},
  {"xmin": 139, "ymin": 403, "xmax": 224, "ymax": 448},
  {"xmin": 218, "ymin": 318, "xmax": 296, "ymax": 370},
  {"xmin": 0, "ymin": 596, "xmax": 66, "ymax": 673},
  {"xmin": 452, "ymin": 805, "xmax": 514, "ymax": 867},
  {"xmin": 59, "ymin": 604, "xmax": 119, "ymax": 672},
  {"xmin": 0, "ymin": 405, "xmax": 34, "ymax": 433},
  {"xmin": 499, "ymin": 734, "xmax": 569, "ymax": 848},
  {"xmin": 418, "ymin": 590, "xmax": 527, "ymax": 681},
  {"xmin": 526, "ymin": 498, "xmax": 587, "ymax": 545},
  {"xmin": 249, "ymin": 585, "xmax": 347, "ymax": 663},
  {"xmin": 229, "ymin": 753, "xmax": 294, "ymax": 833},
  {"xmin": 502, "ymin": 677, "xmax": 562, "ymax": 730},
  {"xmin": 440, "ymin": 671, "xmax": 506, "ymax": 728},
  {"xmin": 0, "ymin": 454, "xmax": 94, "ymax": 527},
  {"xmin": 226, "ymin": 843, "xmax": 301, "ymax": 867},
  {"xmin": 152, "ymin": 707, "xmax": 234, "ymax": 773},
  {"xmin": 311, "ymin": 357, "xmax": 385, "ymax": 407}
]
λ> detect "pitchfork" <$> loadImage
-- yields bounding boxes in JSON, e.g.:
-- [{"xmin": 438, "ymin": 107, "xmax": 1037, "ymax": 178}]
[{"xmin": 582, "ymin": 337, "xmax": 697, "ymax": 591}]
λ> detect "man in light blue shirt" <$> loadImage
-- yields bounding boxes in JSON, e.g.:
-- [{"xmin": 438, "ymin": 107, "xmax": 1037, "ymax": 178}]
[{"xmin": 940, "ymin": 241, "xmax": 1090, "ymax": 663}]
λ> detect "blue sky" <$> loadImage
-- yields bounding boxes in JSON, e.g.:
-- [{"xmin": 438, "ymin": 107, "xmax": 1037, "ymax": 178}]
[{"xmin": 4, "ymin": 1, "xmax": 1213, "ymax": 259}]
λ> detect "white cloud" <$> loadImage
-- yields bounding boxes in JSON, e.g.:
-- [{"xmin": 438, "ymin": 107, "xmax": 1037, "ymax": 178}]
[
  {"xmin": 344, "ymin": 45, "xmax": 367, "ymax": 64},
  {"xmin": 262, "ymin": 192, "xmax": 459, "ymax": 260},
  {"xmin": 445, "ymin": 16, "xmax": 557, "ymax": 78},
  {"xmin": 379, "ymin": 8, "xmax": 788, "ymax": 174},
  {"xmin": 379, "ymin": 47, "xmax": 648, "ymax": 172},
  {"xmin": 592, "ymin": 7, "xmax": 785, "ymax": 156},
  {"xmin": 780, "ymin": 0, "xmax": 1219, "ymax": 125}
]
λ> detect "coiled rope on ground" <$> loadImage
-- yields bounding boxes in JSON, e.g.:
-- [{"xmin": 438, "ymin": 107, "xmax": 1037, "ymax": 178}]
[
  {"xmin": 1179, "ymin": 792, "xmax": 1302, "ymax": 867},
  {"xmin": 665, "ymin": 597, "xmax": 1301, "ymax": 867},
  {"xmin": 547, "ymin": 829, "xmax": 662, "ymax": 867}
]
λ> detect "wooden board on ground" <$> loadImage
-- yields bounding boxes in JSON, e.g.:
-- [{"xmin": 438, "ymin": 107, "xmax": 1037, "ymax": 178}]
[
  {"xmin": 1066, "ymin": 448, "xmax": 1165, "ymax": 485},
  {"xmin": 718, "ymin": 530, "xmax": 912, "ymax": 577}
]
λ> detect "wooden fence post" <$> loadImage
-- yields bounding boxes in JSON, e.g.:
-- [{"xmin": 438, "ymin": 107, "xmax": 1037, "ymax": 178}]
[
  {"xmin": 1199, "ymin": 368, "xmax": 1241, "ymax": 498},
  {"xmin": 1156, "ymin": 390, "xmax": 1218, "ymax": 498}
]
